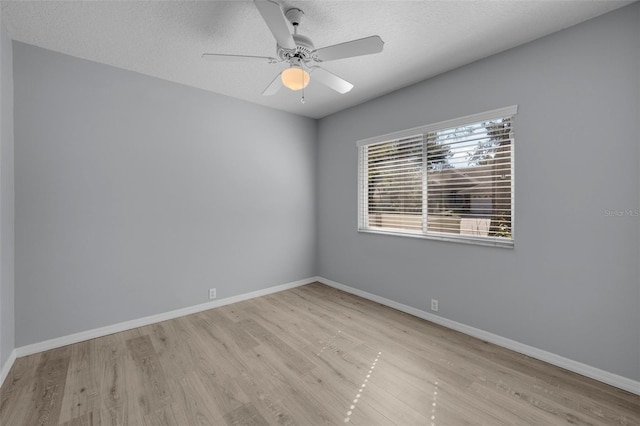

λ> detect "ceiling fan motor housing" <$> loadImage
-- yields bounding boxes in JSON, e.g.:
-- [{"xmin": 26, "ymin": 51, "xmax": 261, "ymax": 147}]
[
  {"xmin": 277, "ymin": 8, "xmax": 315, "ymax": 63},
  {"xmin": 278, "ymin": 33, "xmax": 314, "ymax": 62}
]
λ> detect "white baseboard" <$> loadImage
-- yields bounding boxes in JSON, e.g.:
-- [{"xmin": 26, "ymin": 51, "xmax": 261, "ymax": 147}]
[
  {"xmin": 15, "ymin": 277, "xmax": 315, "ymax": 358},
  {"xmin": 8, "ymin": 275, "xmax": 639, "ymax": 396},
  {"xmin": 0, "ymin": 349, "xmax": 17, "ymax": 389},
  {"xmin": 316, "ymin": 276, "xmax": 640, "ymax": 396}
]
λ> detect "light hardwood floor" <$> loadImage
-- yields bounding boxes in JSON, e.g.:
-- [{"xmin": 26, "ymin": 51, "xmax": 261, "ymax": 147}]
[{"xmin": 1, "ymin": 283, "xmax": 638, "ymax": 425}]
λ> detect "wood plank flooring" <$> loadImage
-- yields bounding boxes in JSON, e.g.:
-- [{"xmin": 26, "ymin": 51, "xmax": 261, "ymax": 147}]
[{"xmin": 1, "ymin": 283, "xmax": 638, "ymax": 425}]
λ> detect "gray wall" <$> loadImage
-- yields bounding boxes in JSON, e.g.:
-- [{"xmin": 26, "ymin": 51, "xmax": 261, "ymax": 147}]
[
  {"xmin": 14, "ymin": 43, "xmax": 316, "ymax": 346},
  {"xmin": 0, "ymin": 16, "xmax": 15, "ymax": 373},
  {"xmin": 317, "ymin": 4, "xmax": 640, "ymax": 380}
]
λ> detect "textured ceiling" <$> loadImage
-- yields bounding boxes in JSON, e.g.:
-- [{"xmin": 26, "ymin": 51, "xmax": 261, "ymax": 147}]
[{"xmin": 1, "ymin": 0, "xmax": 634, "ymax": 119}]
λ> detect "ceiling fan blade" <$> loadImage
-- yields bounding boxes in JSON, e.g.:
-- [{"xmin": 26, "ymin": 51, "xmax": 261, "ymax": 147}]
[
  {"xmin": 262, "ymin": 72, "xmax": 284, "ymax": 96},
  {"xmin": 202, "ymin": 53, "xmax": 277, "ymax": 63},
  {"xmin": 309, "ymin": 66, "xmax": 353, "ymax": 94},
  {"xmin": 313, "ymin": 35, "xmax": 384, "ymax": 62},
  {"xmin": 254, "ymin": 0, "xmax": 296, "ymax": 50}
]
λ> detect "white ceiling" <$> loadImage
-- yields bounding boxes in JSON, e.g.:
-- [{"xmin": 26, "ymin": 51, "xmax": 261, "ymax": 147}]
[{"xmin": 1, "ymin": 0, "xmax": 634, "ymax": 119}]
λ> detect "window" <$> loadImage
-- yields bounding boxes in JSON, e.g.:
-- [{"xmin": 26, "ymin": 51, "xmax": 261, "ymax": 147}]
[{"xmin": 357, "ymin": 106, "xmax": 516, "ymax": 247}]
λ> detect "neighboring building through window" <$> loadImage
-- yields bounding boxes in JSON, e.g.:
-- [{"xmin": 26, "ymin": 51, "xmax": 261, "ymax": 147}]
[{"xmin": 357, "ymin": 106, "xmax": 517, "ymax": 247}]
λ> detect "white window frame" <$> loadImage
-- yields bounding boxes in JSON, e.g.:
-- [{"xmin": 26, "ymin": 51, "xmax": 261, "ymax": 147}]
[{"xmin": 357, "ymin": 105, "xmax": 517, "ymax": 248}]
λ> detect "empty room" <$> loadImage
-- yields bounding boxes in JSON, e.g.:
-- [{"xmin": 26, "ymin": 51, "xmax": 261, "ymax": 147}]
[{"xmin": 0, "ymin": 1, "xmax": 639, "ymax": 425}]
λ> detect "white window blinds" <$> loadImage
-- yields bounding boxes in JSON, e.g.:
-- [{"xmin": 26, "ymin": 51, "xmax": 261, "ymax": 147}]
[
  {"xmin": 357, "ymin": 106, "xmax": 516, "ymax": 247},
  {"xmin": 359, "ymin": 135, "xmax": 424, "ymax": 232}
]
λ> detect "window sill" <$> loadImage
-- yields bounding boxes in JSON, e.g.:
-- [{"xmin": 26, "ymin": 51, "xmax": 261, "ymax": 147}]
[{"xmin": 358, "ymin": 227, "xmax": 514, "ymax": 249}]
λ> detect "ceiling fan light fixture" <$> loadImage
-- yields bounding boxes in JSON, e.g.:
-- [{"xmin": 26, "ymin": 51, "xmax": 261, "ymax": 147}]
[{"xmin": 281, "ymin": 66, "xmax": 310, "ymax": 91}]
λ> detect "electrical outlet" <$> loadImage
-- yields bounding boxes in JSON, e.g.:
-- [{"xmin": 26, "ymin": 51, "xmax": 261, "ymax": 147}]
[
  {"xmin": 209, "ymin": 288, "xmax": 217, "ymax": 300},
  {"xmin": 431, "ymin": 299, "xmax": 438, "ymax": 312}
]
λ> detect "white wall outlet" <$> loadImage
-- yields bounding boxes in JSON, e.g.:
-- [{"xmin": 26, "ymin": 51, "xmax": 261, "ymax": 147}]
[
  {"xmin": 209, "ymin": 288, "xmax": 217, "ymax": 300},
  {"xmin": 431, "ymin": 299, "xmax": 439, "ymax": 312}
]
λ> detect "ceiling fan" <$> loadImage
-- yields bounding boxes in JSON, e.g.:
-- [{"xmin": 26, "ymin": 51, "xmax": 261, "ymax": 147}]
[{"xmin": 202, "ymin": 0, "xmax": 384, "ymax": 101}]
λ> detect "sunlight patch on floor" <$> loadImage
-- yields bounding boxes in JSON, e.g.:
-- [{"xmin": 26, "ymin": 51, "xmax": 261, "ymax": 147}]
[
  {"xmin": 431, "ymin": 381, "xmax": 439, "ymax": 426},
  {"xmin": 316, "ymin": 330, "xmax": 342, "ymax": 357},
  {"xmin": 344, "ymin": 351, "xmax": 382, "ymax": 423}
]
